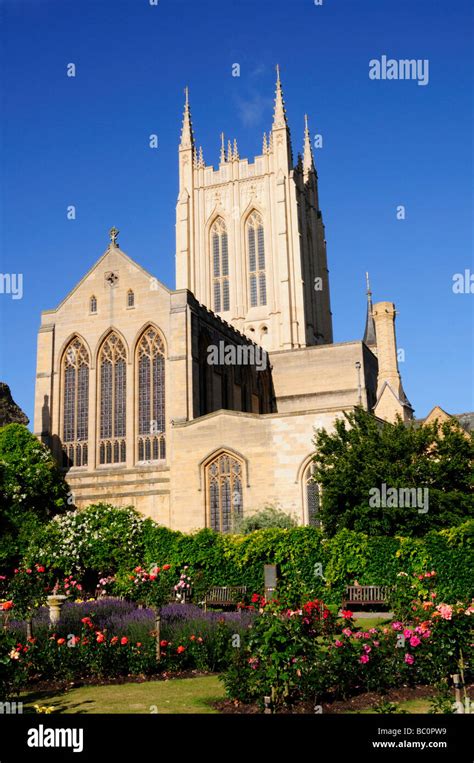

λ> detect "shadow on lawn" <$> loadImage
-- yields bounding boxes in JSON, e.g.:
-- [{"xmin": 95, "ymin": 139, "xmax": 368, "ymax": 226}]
[{"xmin": 21, "ymin": 688, "xmax": 95, "ymax": 714}]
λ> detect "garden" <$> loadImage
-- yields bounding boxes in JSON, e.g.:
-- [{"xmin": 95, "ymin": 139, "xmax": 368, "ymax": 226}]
[{"xmin": 0, "ymin": 416, "xmax": 472, "ymax": 714}]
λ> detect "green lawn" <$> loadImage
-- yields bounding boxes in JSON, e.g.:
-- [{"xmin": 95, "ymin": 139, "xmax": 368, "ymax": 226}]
[
  {"xmin": 21, "ymin": 675, "xmax": 226, "ymax": 714},
  {"xmin": 353, "ymin": 616, "xmax": 391, "ymax": 629}
]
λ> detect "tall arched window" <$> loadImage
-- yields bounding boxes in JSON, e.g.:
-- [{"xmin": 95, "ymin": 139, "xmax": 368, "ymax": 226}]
[
  {"xmin": 62, "ymin": 337, "xmax": 89, "ymax": 467},
  {"xmin": 98, "ymin": 332, "xmax": 127, "ymax": 465},
  {"xmin": 206, "ymin": 452, "xmax": 243, "ymax": 532},
  {"xmin": 90, "ymin": 296, "xmax": 97, "ymax": 314},
  {"xmin": 211, "ymin": 218, "xmax": 229, "ymax": 312},
  {"xmin": 127, "ymin": 290, "xmax": 135, "ymax": 308},
  {"xmin": 247, "ymin": 211, "xmax": 266, "ymax": 307},
  {"xmin": 137, "ymin": 326, "xmax": 166, "ymax": 461},
  {"xmin": 304, "ymin": 462, "xmax": 321, "ymax": 527}
]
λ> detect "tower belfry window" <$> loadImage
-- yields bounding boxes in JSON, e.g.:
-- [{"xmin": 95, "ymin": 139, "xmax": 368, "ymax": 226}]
[
  {"xmin": 247, "ymin": 211, "xmax": 266, "ymax": 307},
  {"xmin": 211, "ymin": 218, "xmax": 229, "ymax": 313}
]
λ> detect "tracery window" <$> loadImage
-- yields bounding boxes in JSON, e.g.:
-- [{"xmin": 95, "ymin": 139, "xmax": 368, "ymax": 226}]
[
  {"xmin": 90, "ymin": 296, "xmax": 97, "ymax": 313},
  {"xmin": 304, "ymin": 462, "xmax": 321, "ymax": 527},
  {"xmin": 206, "ymin": 453, "xmax": 243, "ymax": 532},
  {"xmin": 247, "ymin": 211, "xmax": 266, "ymax": 307},
  {"xmin": 136, "ymin": 326, "xmax": 166, "ymax": 461},
  {"xmin": 98, "ymin": 332, "xmax": 127, "ymax": 465},
  {"xmin": 62, "ymin": 337, "xmax": 89, "ymax": 467},
  {"xmin": 127, "ymin": 290, "xmax": 135, "ymax": 308},
  {"xmin": 211, "ymin": 218, "xmax": 229, "ymax": 312}
]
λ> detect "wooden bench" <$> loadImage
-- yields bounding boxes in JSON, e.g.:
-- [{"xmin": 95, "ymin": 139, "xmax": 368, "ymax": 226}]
[
  {"xmin": 203, "ymin": 586, "xmax": 247, "ymax": 611},
  {"xmin": 342, "ymin": 585, "xmax": 391, "ymax": 610}
]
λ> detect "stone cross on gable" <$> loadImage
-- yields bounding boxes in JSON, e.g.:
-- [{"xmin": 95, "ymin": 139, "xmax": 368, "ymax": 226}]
[{"xmin": 109, "ymin": 227, "xmax": 119, "ymax": 246}]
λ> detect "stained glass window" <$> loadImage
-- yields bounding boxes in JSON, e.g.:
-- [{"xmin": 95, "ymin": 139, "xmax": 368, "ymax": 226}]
[
  {"xmin": 211, "ymin": 218, "xmax": 229, "ymax": 312},
  {"xmin": 206, "ymin": 453, "xmax": 243, "ymax": 532},
  {"xmin": 247, "ymin": 211, "xmax": 266, "ymax": 307},
  {"xmin": 62, "ymin": 337, "xmax": 89, "ymax": 467},
  {"xmin": 98, "ymin": 332, "xmax": 127, "ymax": 465},
  {"xmin": 304, "ymin": 462, "xmax": 321, "ymax": 527},
  {"xmin": 137, "ymin": 326, "xmax": 166, "ymax": 462}
]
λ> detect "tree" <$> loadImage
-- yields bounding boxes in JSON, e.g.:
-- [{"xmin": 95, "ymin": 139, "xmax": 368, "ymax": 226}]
[
  {"xmin": 0, "ymin": 424, "xmax": 70, "ymax": 571},
  {"xmin": 312, "ymin": 408, "xmax": 473, "ymax": 537},
  {"xmin": 234, "ymin": 505, "xmax": 297, "ymax": 534}
]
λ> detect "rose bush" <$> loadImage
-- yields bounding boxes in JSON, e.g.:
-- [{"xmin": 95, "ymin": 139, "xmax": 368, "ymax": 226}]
[{"xmin": 221, "ymin": 595, "xmax": 473, "ymax": 709}]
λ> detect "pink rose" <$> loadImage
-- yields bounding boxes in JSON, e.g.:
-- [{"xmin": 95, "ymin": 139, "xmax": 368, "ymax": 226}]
[
  {"xmin": 359, "ymin": 654, "xmax": 370, "ymax": 664},
  {"xmin": 404, "ymin": 653, "xmax": 415, "ymax": 665},
  {"xmin": 334, "ymin": 640, "xmax": 343, "ymax": 648},
  {"xmin": 409, "ymin": 636, "xmax": 421, "ymax": 647},
  {"xmin": 342, "ymin": 628, "xmax": 352, "ymax": 637}
]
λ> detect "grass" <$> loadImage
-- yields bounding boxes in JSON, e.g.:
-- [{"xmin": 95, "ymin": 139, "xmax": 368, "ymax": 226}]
[
  {"xmin": 21, "ymin": 675, "xmax": 226, "ymax": 714},
  {"xmin": 353, "ymin": 616, "xmax": 391, "ymax": 629},
  {"xmin": 352, "ymin": 698, "xmax": 433, "ymax": 714}
]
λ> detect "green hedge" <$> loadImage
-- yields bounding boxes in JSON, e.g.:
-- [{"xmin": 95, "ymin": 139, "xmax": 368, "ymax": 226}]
[
  {"xmin": 25, "ymin": 505, "xmax": 474, "ymax": 606},
  {"xmin": 144, "ymin": 520, "xmax": 474, "ymax": 604}
]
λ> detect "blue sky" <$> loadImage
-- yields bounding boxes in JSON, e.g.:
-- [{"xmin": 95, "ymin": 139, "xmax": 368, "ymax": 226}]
[{"xmin": 0, "ymin": 0, "xmax": 472, "ymax": 425}]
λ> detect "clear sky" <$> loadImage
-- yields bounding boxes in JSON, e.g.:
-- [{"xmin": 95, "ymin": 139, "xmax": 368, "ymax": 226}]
[{"xmin": 0, "ymin": 0, "xmax": 472, "ymax": 425}]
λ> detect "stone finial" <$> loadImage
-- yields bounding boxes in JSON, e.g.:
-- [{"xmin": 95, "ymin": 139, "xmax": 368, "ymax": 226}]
[
  {"xmin": 180, "ymin": 86, "xmax": 194, "ymax": 149},
  {"xmin": 220, "ymin": 132, "xmax": 226, "ymax": 164},
  {"xmin": 233, "ymin": 138, "xmax": 239, "ymax": 161},
  {"xmin": 363, "ymin": 271, "xmax": 376, "ymax": 347},
  {"xmin": 109, "ymin": 227, "xmax": 119, "ymax": 246},
  {"xmin": 303, "ymin": 114, "xmax": 314, "ymax": 178},
  {"xmin": 272, "ymin": 64, "xmax": 288, "ymax": 130},
  {"xmin": 227, "ymin": 139, "xmax": 233, "ymax": 162}
]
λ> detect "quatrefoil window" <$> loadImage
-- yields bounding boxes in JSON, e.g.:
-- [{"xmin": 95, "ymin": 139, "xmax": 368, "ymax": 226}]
[{"xmin": 105, "ymin": 271, "xmax": 119, "ymax": 287}]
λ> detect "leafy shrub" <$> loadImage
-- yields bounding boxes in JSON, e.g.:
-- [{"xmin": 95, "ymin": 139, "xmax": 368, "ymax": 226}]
[
  {"xmin": 0, "ymin": 424, "xmax": 70, "ymax": 572},
  {"xmin": 23, "ymin": 503, "xmax": 474, "ymax": 607},
  {"xmin": 234, "ymin": 506, "xmax": 297, "ymax": 534}
]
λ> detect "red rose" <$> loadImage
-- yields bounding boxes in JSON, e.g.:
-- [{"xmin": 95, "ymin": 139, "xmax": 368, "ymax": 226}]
[
  {"xmin": 96, "ymin": 633, "xmax": 105, "ymax": 643},
  {"xmin": 341, "ymin": 610, "xmax": 353, "ymax": 619},
  {"xmin": 177, "ymin": 645, "xmax": 185, "ymax": 654},
  {"xmin": 36, "ymin": 565, "xmax": 45, "ymax": 573},
  {"xmin": 120, "ymin": 637, "xmax": 128, "ymax": 645},
  {"xmin": 57, "ymin": 638, "xmax": 66, "ymax": 645},
  {"xmin": 110, "ymin": 636, "xmax": 119, "ymax": 645},
  {"xmin": 251, "ymin": 594, "xmax": 260, "ymax": 604},
  {"xmin": 160, "ymin": 640, "xmax": 168, "ymax": 647},
  {"xmin": 162, "ymin": 564, "xmax": 171, "ymax": 571},
  {"xmin": 136, "ymin": 642, "xmax": 142, "ymax": 647},
  {"xmin": 1, "ymin": 601, "xmax": 14, "ymax": 611}
]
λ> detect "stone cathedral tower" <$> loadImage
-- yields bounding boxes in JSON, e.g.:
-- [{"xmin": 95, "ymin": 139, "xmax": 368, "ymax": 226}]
[{"xmin": 175, "ymin": 67, "xmax": 333, "ymax": 352}]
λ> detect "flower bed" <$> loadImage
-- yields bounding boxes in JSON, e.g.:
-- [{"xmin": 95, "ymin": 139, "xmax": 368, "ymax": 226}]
[
  {"xmin": 221, "ymin": 596, "xmax": 473, "ymax": 710},
  {"xmin": 0, "ymin": 599, "xmax": 256, "ymax": 698}
]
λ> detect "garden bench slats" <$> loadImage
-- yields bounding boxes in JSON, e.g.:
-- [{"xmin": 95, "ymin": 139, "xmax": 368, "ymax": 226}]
[
  {"xmin": 343, "ymin": 585, "xmax": 391, "ymax": 608},
  {"xmin": 203, "ymin": 586, "xmax": 247, "ymax": 610}
]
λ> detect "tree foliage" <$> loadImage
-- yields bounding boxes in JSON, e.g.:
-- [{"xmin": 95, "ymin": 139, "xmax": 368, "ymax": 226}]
[
  {"xmin": 311, "ymin": 408, "xmax": 473, "ymax": 537},
  {"xmin": 233, "ymin": 505, "xmax": 297, "ymax": 534},
  {"xmin": 0, "ymin": 424, "xmax": 70, "ymax": 571}
]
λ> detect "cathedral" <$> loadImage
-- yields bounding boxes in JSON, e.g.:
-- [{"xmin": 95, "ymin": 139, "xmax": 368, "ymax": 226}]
[{"xmin": 33, "ymin": 69, "xmax": 413, "ymax": 532}]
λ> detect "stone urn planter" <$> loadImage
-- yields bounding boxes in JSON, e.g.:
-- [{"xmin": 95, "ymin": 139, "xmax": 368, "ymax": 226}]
[{"xmin": 47, "ymin": 594, "xmax": 67, "ymax": 626}]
